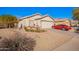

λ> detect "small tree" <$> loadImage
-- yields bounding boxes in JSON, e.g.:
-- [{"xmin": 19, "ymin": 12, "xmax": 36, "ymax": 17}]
[
  {"xmin": 73, "ymin": 8, "xmax": 79, "ymax": 27},
  {"xmin": 0, "ymin": 14, "xmax": 18, "ymax": 28}
]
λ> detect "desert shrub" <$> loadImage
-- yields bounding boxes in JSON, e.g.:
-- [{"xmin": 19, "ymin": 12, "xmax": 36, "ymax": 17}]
[
  {"xmin": 0, "ymin": 32, "xmax": 36, "ymax": 51},
  {"xmin": 24, "ymin": 27, "xmax": 46, "ymax": 32}
]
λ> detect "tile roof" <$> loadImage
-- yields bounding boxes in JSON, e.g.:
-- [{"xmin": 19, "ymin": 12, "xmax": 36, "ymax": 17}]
[{"xmin": 19, "ymin": 13, "xmax": 41, "ymax": 20}]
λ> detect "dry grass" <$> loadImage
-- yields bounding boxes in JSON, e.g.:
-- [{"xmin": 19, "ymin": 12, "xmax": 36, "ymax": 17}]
[{"xmin": 0, "ymin": 29, "xmax": 78, "ymax": 51}]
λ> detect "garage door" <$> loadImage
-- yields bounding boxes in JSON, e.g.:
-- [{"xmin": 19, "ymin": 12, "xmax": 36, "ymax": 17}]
[{"xmin": 41, "ymin": 21, "xmax": 53, "ymax": 28}]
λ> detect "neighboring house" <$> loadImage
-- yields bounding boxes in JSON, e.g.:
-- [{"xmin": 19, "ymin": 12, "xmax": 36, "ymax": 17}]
[
  {"xmin": 70, "ymin": 20, "xmax": 78, "ymax": 27},
  {"xmin": 18, "ymin": 14, "xmax": 55, "ymax": 29},
  {"xmin": 0, "ymin": 21, "xmax": 18, "ymax": 29},
  {"xmin": 54, "ymin": 18, "xmax": 70, "ymax": 26}
]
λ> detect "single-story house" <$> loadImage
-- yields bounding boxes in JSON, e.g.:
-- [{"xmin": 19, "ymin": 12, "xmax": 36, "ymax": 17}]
[
  {"xmin": 18, "ymin": 14, "xmax": 55, "ymax": 29},
  {"xmin": 70, "ymin": 20, "xmax": 78, "ymax": 27},
  {"xmin": 18, "ymin": 13, "xmax": 42, "ymax": 28},
  {"xmin": 54, "ymin": 18, "xmax": 70, "ymax": 26}
]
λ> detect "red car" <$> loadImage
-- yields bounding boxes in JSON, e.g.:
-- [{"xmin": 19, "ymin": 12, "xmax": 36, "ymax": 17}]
[{"xmin": 52, "ymin": 24, "xmax": 72, "ymax": 31}]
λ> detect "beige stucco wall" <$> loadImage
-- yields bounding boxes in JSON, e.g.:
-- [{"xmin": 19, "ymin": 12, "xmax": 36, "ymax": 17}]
[
  {"xmin": 18, "ymin": 15, "xmax": 55, "ymax": 29},
  {"xmin": 18, "ymin": 15, "xmax": 42, "ymax": 28},
  {"xmin": 40, "ymin": 16, "xmax": 55, "ymax": 29}
]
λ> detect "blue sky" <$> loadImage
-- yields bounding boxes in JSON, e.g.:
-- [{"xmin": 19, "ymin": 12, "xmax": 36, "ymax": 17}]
[{"xmin": 0, "ymin": 7, "xmax": 74, "ymax": 19}]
